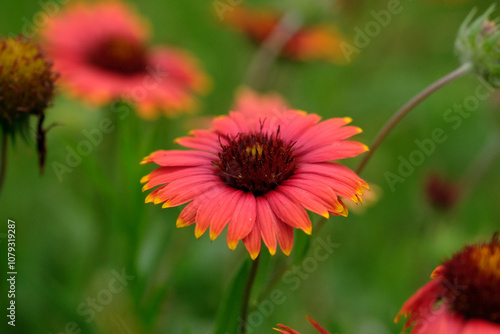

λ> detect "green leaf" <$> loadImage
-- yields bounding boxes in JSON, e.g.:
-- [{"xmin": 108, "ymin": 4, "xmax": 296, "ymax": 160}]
[{"xmin": 213, "ymin": 258, "xmax": 252, "ymax": 334}]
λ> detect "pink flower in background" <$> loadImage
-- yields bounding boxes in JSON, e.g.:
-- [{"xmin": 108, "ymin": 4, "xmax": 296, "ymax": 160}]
[
  {"xmin": 233, "ymin": 87, "xmax": 289, "ymax": 117},
  {"xmin": 41, "ymin": 1, "xmax": 209, "ymax": 119},
  {"xmin": 141, "ymin": 89, "xmax": 368, "ymax": 259},
  {"xmin": 275, "ymin": 315, "xmax": 331, "ymax": 334},
  {"xmin": 395, "ymin": 234, "xmax": 500, "ymax": 333}
]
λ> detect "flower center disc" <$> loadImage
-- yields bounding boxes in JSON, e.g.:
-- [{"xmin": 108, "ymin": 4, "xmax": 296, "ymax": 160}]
[
  {"xmin": 87, "ymin": 36, "xmax": 148, "ymax": 75},
  {"xmin": 443, "ymin": 236, "xmax": 500, "ymax": 324},
  {"xmin": 216, "ymin": 130, "xmax": 296, "ymax": 196}
]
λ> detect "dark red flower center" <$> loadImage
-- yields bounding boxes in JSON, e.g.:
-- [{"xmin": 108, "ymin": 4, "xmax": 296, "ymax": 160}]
[
  {"xmin": 86, "ymin": 36, "xmax": 147, "ymax": 75},
  {"xmin": 442, "ymin": 235, "xmax": 500, "ymax": 324},
  {"xmin": 216, "ymin": 128, "xmax": 296, "ymax": 196}
]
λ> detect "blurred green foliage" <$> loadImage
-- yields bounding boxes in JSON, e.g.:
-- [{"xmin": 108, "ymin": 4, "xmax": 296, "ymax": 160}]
[{"xmin": 1, "ymin": 0, "xmax": 499, "ymax": 333}]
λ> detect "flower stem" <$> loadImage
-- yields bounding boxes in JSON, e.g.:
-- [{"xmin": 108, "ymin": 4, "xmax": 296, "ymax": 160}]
[
  {"xmin": 460, "ymin": 130, "xmax": 500, "ymax": 202},
  {"xmin": 355, "ymin": 62, "xmax": 473, "ymax": 175},
  {"xmin": 243, "ymin": 11, "xmax": 302, "ymax": 89},
  {"xmin": 0, "ymin": 132, "xmax": 8, "ymax": 196},
  {"xmin": 239, "ymin": 256, "xmax": 261, "ymax": 334}
]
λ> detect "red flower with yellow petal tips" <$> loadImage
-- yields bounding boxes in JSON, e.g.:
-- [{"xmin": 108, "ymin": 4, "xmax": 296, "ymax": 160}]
[
  {"xmin": 141, "ymin": 90, "xmax": 368, "ymax": 259},
  {"xmin": 41, "ymin": 1, "xmax": 209, "ymax": 119},
  {"xmin": 396, "ymin": 234, "xmax": 500, "ymax": 333},
  {"xmin": 224, "ymin": 6, "xmax": 348, "ymax": 64},
  {"xmin": 275, "ymin": 315, "xmax": 331, "ymax": 334}
]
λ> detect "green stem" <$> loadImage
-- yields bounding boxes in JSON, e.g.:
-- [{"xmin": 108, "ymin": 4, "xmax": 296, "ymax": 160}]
[
  {"xmin": 356, "ymin": 62, "xmax": 473, "ymax": 175},
  {"xmin": 0, "ymin": 132, "xmax": 8, "ymax": 196},
  {"xmin": 460, "ymin": 130, "xmax": 500, "ymax": 201},
  {"xmin": 239, "ymin": 256, "xmax": 261, "ymax": 334},
  {"xmin": 256, "ymin": 216, "xmax": 328, "ymax": 304},
  {"xmin": 243, "ymin": 11, "xmax": 302, "ymax": 89}
]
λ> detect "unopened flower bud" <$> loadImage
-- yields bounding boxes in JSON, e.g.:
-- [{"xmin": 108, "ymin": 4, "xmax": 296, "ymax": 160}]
[{"xmin": 455, "ymin": 5, "xmax": 500, "ymax": 87}]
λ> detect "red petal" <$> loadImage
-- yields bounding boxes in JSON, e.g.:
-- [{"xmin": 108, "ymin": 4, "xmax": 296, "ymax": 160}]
[
  {"xmin": 266, "ymin": 190, "xmax": 312, "ymax": 234},
  {"xmin": 255, "ymin": 197, "xmax": 278, "ymax": 255},
  {"xmin": 461, "ymin": 319, "xmax": 500, "ymax": 334},
  {"xmin": 176, "ymin": 202, "xmax": 197, "ymax": 228},
  {"xmin": 306, "ymin": 315, "xmax": 330, "ymax": 334},
  {"xmin": 205, "ymin": 188, "xmax": 241, "ymax": 240},
  {"xmin": 227, "ymin": 192, "xmax": 257, "ymax": 250},
  {"xmin": 141, "ymin": 150, "xmax": 216, "ymax": 166},
  {"xmin": 395, "ymin": 277, "xmax": 445, "ymax": 330},
  {"xmin": 297, "ymin": 141, "xmax": 368, "ymax": 163},
  {"xmin": 276, "ymin": 219, "xmax": 294, "ymax": 256},
  {"xmin": 243, "ymin": 224, "xmax": 262, "ymax": 260}
]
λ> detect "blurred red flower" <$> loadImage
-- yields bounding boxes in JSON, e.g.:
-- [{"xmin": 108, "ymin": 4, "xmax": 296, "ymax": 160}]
[
  {"xmin": 42, "ymin": 1, "xmax": 209, "ymax": 119},
  {"xmin": 223, "ymin": 6, "xmax": 348, "ymax": 64},
  {"xmin": 396, "ymin": 234, "xmax": 500, "ymax": 333}
]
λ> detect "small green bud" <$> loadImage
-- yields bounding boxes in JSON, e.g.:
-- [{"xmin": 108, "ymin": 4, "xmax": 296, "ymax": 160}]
[{"xmin": 456, "ymin": 5, "xmax": 500, "ymax": 87}]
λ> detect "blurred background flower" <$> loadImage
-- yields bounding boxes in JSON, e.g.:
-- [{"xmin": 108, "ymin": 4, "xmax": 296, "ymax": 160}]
[
  {"xmin": 223, "ymin": 5, "xmax": 349, "ymax": 64},
  {"xmin": 424, "ymin": 172, "xmax": 461, "ymax": 211},
  {"xmin": 395, "ymin": 234, "xmax": 500, "ymax": 333},
  {"xmin": 41, "ymin": 1, "xmax": 209, "ymax": 119}
]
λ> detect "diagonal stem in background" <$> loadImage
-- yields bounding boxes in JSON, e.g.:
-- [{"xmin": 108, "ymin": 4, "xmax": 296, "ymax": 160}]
[
  {"xmin": 243, "ymin": 11, "xmax": 303, "ymax": 89},
  {"xmin": 356, "ymin": 62, "xmax": 474, "ymax": 175}
]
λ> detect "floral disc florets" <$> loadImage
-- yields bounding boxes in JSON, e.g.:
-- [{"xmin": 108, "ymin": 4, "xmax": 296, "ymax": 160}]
[
  {"xmin": 442, "ymin": 234, "xmax": 500, "ymax": 324},
  {"xmin": 216, "ymin": 127, "xmax": 296, "ymax": 196},
  {"xmin": 0, "ymin": 37, "xmax": 57, "ymax": 125},
  {"xmin": 86, "ymin": 36, "xmax": 147, "ymax": 75}
]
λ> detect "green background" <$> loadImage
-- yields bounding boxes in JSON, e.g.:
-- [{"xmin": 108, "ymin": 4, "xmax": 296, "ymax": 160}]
[{"xmin": 1, "ymin": 0, "xmax": 499, "ymax": 333}]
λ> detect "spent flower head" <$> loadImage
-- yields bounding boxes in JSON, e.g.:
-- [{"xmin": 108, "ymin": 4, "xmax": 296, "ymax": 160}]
[
  {"xmin": 456, "ymin": 5, "xmax": 500, "ymax": 86},
  {"xmin": 0, "ymin": 36, "xmax": 57, "ymax": 132},
  {"xmin": 0, "ymin": 36, "xmax": 58, "ymax": 172}
]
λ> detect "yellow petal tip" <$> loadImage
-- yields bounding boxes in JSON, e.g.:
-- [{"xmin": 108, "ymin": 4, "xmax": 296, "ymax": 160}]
[
  {"xmin": 344, "ymin": 117, "xmax": 352, "ymax": 124},
  {"xmin": 176, "ymin": 219, "xmax": 186, "ymax": 228},
  {"xmin": 249, "ymin": 251, "xmax": 260, "ymax": 260},
  {"xmin": 228, "ymin": 241, "xmax": 238, "ymax": 250},
  {"xmin": 145, "ymin": 193, "xmax": 155, "ymax": 203},
  {"xmin": 140, "ymin": 175, "xmax": 150, "ymax": 184},
  {"xmin": 195, "ymin": 228, "xmax": 205, "ymax": 239},
  {"xmin": 282, "ymin": 248, "xmax": 292, "ymax": 256}
]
